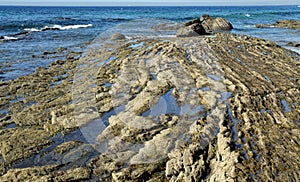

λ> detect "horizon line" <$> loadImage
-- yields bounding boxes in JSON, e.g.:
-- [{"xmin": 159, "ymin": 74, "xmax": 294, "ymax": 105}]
[{"xmin": 0, "ymin": 4, "xmax": 298, "ymax": 7}]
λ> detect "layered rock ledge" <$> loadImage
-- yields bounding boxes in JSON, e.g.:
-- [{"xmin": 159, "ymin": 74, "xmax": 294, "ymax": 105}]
[
  {"xmin": 256, "ymin": 19, "xmax": 300, "ymax": 29},
  {"xmin": 0, "ymin": 31, "xmax": 299, "ymax": 181}
]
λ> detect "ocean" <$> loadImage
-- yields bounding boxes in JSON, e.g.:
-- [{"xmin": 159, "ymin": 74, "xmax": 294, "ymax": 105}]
[{"xmin": 0, "ymin": 5, "xmax": 299, "ymax": 81}]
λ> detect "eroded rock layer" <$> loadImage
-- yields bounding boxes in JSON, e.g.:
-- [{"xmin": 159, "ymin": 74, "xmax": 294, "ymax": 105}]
[{"xmin": 0, "ymin": 33, "xmax": 299, "ymax": 181}]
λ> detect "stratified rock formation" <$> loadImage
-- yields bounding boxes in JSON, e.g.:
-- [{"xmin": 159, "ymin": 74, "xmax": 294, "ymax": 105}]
[
  {"xmin": 200, "ymin": 14, "xmax": 234, "ymax": 33},
  {"xmin": 0, "ymin": 31, "xmax": 299, "ymax": 181},
  {"xmin": 177, "ymin": 14, "xmax": 233, "ymax": 37},
  {"xmin": 256, "ymin": 20, "xmax": 300, "ymax": 29}
]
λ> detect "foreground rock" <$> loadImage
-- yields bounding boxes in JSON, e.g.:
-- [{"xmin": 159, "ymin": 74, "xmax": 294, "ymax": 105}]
[
  {"xmin": 256, "ymin": 19, "xmax": 300, "ymax": 29},
  {"xmin": 177, "ymin": 14, "xmax": 233, "ymax": 37},
  {"xmin": 0, "ymin": 32, "xmax": 299, "ymax": 181}
]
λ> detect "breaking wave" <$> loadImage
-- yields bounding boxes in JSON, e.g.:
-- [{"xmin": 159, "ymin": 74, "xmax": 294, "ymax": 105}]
[{"xmin": 24, "ymin": 24, "xmax": 93, "ymax": 32}]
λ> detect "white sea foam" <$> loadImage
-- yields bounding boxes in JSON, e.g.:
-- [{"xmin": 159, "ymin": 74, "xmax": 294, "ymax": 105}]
[
  {"xmin": 44, "ymin": 24, "xmax": 93, "ymax": 30},
  {"xmin": 59, "ymin": 24, "xmax": 93, "ymax": 30},
  {"xmin": 25, "ymin": 24, "xmax": 93, "ymax": 32},
  {"xmin": 24, "ymin": 28, "xmax": 40, "ymax": 32},
  {"xmin": 245, "ymin": 13, "xmax": 251, "ymax": 17},
  {"xmin": 3, "ymin": 36, "xmax": 18, "ymax": 40}
]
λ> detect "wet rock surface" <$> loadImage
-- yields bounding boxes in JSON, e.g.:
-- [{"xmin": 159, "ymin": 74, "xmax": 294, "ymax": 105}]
[
  {"xmin": 0, "ymin": 31, "xmax": 299, "ymax": 181},
  {"xmin": 256, "ymin": 19, "xmax": 300, "ymax": 29}
]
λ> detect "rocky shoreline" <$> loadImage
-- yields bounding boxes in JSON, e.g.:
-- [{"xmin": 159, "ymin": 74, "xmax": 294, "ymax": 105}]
[
  {"xmin": 0, "ymin": 16, "xmax": 299, "ymax": 181},
  {"xmin": 256, "ymin": 20, "xmax": 300, "ymax": 29}
]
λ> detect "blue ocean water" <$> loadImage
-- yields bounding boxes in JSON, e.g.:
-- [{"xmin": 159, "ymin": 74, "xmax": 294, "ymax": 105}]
[{"xmin": 0, "ymin": 6, "xmax": 299, "ymax": 81}]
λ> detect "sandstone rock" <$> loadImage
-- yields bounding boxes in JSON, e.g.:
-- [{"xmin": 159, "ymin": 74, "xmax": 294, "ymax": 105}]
[
  {"xmin": 90, "ymin": 155, "xmax": 124, "ymax": 181},
  {"xmin": 212, "ymin": 17, "xmax": 234, "ymax": 31},
  {"xmin": 201, "ymin": 15, "xmax": 233, "ymax": 33},
  {"xmin": 0, "ymin": 165, "xmax": 59, "ymax": 181},
  {"xmin": 177, "ymin": 14, "xmax": 233, "ymax": 37},
  {"xmin": 0, "ymin": 128, "xmax": 53, "ymax": 164},
  {"xmin": 54, "ymin": 141, "xmax": 83, "ymax": 154},
  {"xmin": 53, "ymin": 167, "xmax": 91, "ymax": 181},
  {"xmin": 0, "ymin": 165, "xmax": 91, "ymax": 181}
]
